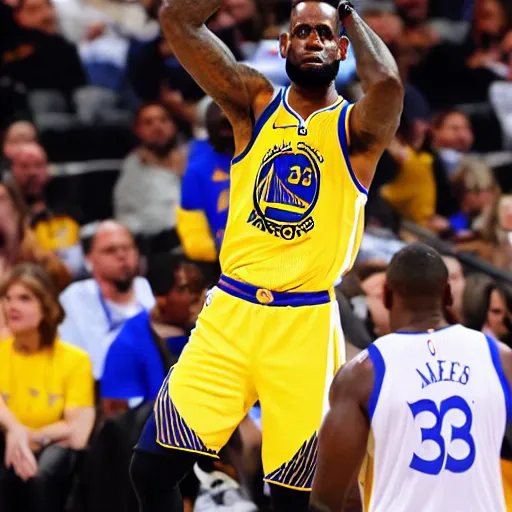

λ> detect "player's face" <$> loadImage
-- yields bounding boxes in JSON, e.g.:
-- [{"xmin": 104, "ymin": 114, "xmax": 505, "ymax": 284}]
[
  {"xmin": 3, "ymin": 282, "xmax": 43, "ymax": 335},
  {"xmin": 280, "ymin": 2, "xmax": 348, "ymax": 88},
  {"xmin": 90, "ymin": 228, "xmax": 139, "ymax": 290}
]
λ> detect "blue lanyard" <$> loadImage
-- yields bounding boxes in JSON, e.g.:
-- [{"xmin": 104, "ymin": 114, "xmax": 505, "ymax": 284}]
[{"xmin": 97, "ymin": 285, "xmax": 143, "ymax": 333}]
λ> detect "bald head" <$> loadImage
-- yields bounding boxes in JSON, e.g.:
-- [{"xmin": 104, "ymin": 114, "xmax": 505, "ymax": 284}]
[{"xmin": 89, "ymin": 221, "xmax": 139, "ymax": 292}]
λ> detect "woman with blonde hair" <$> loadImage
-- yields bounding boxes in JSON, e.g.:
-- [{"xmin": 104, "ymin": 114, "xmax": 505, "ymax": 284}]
[{"xmin": 0, "ymin": 263, "xmax": 95, "ymax": 512}]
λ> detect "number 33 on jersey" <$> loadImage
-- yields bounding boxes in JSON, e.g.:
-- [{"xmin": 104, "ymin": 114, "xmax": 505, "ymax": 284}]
[{"xmin": 359, "ymin": 325, "xmax": 512, "ymax": 512}]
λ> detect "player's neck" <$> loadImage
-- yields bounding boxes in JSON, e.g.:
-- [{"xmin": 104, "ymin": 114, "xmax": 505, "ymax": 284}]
[
  {"xmin": 394, "ymin": 310, "xmax": 449, "ymax": 334},
  {"xmin": 288, "ymin": 82, "xmax": 339, "ymax": 116},
  {"xmin": 96, "ymin": 277, "xmax": 135, "ymax": 305}
]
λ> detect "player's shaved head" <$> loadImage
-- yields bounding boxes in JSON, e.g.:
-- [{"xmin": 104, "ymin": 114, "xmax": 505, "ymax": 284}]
[
  {"xmin": 290, "ymin": 0, "xmax": 341, "ymax": 33},
  {"xmin": 386, "ymin": 243, "xmax": 449, "ymax": 304}
]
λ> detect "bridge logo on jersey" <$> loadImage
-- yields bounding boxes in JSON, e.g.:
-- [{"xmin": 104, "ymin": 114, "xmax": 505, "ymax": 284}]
[{"xmin": 247, "ymin": 141, "xmax": 322, "ymax": 240}]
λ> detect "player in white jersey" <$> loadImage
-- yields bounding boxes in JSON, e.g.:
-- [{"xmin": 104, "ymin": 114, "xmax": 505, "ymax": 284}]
[{"xmin": 310, "ymin": 243, "xmax": 512, "ymax": 512}]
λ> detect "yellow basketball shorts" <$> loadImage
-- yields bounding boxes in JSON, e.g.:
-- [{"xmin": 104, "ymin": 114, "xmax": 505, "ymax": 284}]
[{"xmin": 154, "ymin": 274, "xmax": 345, "ymax": 490}]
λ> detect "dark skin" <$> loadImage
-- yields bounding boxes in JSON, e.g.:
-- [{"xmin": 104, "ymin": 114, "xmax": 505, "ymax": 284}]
[
  {"xmin": 158, "ymin": 0, "xmax": 403, "ymax": 190},
  {"xmin": 311, "ymin": 283, "xmax": 512, "ymax": 512}
]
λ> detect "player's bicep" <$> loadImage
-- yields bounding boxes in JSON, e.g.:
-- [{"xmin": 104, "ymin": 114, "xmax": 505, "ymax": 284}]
[
  {"xmin": 311, "ymin": 373, "xmax": 369, "ymax": 511},
  {"xmin": 349, "ymin": 79, "xmax": 403, "ymax": 157},
  {"xmin": 159, "ymin": 14, "xmax": 270, "ymax": 121}
]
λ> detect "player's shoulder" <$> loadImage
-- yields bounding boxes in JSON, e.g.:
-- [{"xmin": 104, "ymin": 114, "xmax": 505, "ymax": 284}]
[{"xmin": 330, "ymin": 350, "xmax": 375, "ymax": 406}]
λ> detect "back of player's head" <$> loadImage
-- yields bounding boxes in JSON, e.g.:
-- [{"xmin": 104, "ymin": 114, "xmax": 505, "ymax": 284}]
[{"xmin": 386, "ymin": 243, "xmax": 449, "ymax": 305}]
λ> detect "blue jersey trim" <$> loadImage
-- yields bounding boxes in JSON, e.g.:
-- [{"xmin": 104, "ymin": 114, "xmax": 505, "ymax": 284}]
[
  {"xmin": 367, "ymin": 344, "xmax": 386, "ymax": 421},
  {"xmin": 338, "ymin": 102, "xmax": 368, "ymax": 196},
  {"xmin": 218, "ymin": 274, "xmax": 331, "ymax": 307},
  {"xmin": 231, "ymin": 90, "xmax": 283, "ymax": 165},
  {"xmin": 485, "ymin": 334, "xmax": 512, "ymax": 426}
]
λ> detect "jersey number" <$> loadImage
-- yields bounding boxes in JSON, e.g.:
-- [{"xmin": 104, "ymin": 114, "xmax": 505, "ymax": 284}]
[
  {"xmin": 408, "ymin": 395, "xmax": 476, "ymax": 475},
  {"xmin": 287, "ymin": 166, "xmax": 312, "ymax": 187}
]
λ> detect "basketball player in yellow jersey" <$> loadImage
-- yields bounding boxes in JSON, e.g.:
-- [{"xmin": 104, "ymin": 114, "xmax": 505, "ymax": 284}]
[{"xmin": 130, "ymin": 1, "xmax": 404, "ymax": 511}]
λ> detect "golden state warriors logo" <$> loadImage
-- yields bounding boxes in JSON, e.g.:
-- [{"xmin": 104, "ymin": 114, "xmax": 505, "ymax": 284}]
[{"xmin": 247, "ymin": 141, "xmax": 323, "ymax": 240}]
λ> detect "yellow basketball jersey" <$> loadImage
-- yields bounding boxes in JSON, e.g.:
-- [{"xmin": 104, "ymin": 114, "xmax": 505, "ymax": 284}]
[{"xmin": 220, "ymin": 87, "xmax": 367, "ymax": 292}]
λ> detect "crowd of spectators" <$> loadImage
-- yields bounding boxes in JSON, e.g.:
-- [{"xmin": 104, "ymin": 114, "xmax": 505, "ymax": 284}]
[{"xmin": 0, "ymin": 0, "xmax": 512, "ymax": 510}]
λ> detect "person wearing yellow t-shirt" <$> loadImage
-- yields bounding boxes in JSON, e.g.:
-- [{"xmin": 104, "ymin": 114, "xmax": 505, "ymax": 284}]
[{"xmin": 0, "ymin": 263, "xmax": 95, "ymax": 512}]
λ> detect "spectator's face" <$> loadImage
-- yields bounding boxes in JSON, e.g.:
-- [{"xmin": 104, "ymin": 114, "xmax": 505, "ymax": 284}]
[
  {"xmin": 89, "ymin": 227, "xmax": 139, "ymax": 292},
  {"xmin": 362, "ymin": 12, "xmax": 404, "ymax": 51},
  {"xmin": 433, "ymin": 113, "xmax": 474, "ymax": 153},
  {"xmin": 2, "ymin": 122, "xmax": 37, "ymax": 161},
  {"xmin": 442, "ymin": 256, "xmax": 465, "ymax": 318},
  {"xmin": 223, "ymin": 0, "xmax": 256, "ymax": 23},
  {"xmin": 160, "ymin": 265, "xmax": 202, "ymax": 328},
  {"xmin": 502, "ymin": 31, "xmax": 512, "ymax": 78},
  {"xmin": 281, "ymin": 2, "xmax": 348, "ymax": 89},
  {"xmin": 486, "ymin": 289, "xmax": 509, "ymax": 339},
  {"xmin": 3, "ymin": 282, "xmax": 42, "ymax": 335},
  {"xmin": 0, "ymin": 185, "xmax": 19, "ymax": 242},
  {"xmin": 15, "ymin": 0, "xmax": 57, "ymax": 34},
  {"xmin": 207, "ymin": 103, "xmax": 235, "ymax": 155},
  {"xmin": 474, "ymin": 0, "xmax": 507, "ymax": 37},
  {"xmin": 395, "ymin": 0, "xmax": 429, "ymax": 26},
  {"xmin": 498, "ymin": 195, "xmax": 512, "ymax": 231},
  {"xmin": 10, "ymin": 143, "xmax": 49, "ymax": 202},
  {"xmin": 135, "ymin": 106, "xmax": 177, "ymax": 154}
]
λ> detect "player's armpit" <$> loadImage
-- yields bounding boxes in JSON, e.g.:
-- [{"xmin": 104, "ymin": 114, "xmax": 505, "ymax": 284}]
[
  {"xmin": 311, "ymin": 354, "xmax": 374, "ymax": 512},
  {"xmin": 159, "ymin": 0, "xmax": 274, "ymax": 138}
]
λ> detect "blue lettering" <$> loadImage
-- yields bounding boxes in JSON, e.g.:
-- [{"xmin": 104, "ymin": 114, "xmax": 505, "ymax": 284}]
[
  {"xmin": 459, "ymin": 366, "xmax": 470, "ymax": 385},
  {"xmin": 449, "ymin": 361, "xmax": 460, "ymax": 382},
  {"xmin": 438, "ymin": 360, "xmax": 446, "ymax": 381},
  {"xmin": 416, "ymin": 369, "xmax": 431, "ymax": 389},
  {"xmin": 416, "ymin": 360, "xmax": 470, "ymax": 389},
  {"xmin": 426, "ymin": 362, "xmax": 438, "ymax": 384}
]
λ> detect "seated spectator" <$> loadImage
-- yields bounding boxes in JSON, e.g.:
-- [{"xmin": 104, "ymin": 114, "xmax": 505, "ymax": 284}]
[
  {"xmin": 101, "ymin": 253, "xmax": 203, "ymax": 418},
  {"xmin": 177, "ymin": 100, "xmax": 232, "ymax": 262},
  {"xmin": 0, "ymin": 173, "xmax": 70, "ymax": 295},
  {"xmin": 59, "ymin": 220, "xmax": 155, "ymax": 380},
  {"xmin": 380, "ymin": 116, "xmax": 439, "ymax": 229},
  {"xmin": 0, "ymin": 263, "xmax": 95, "ymax": 512},
  {"xmin": 430, "ymin": 109, "xmax": 475, "ymax": 178},
  {"xmin": 449, "ymin": 156, "xmax": 499, "ymax": 237},
  {"xmin": 480, "ymin": 194, "xmax": 512, "ymax": 270},
  {"xmin": 114, "ymin": 103, "xmax": 187, "ymax": 255},
  {"xmin": 0, "ymin": 0, "xmax": 86, "ymax": 97},
  {"xmin": 410, "ymin": 0, "xmax": 510, "ymax": 107},
  {"xmin": 1, "ymin": 119, "xmax": 37, "ymax": 167},
  {"xmin": 462, "ymin": 273, "xmax": 512, "ymax": 341},
  {"xmin": 442, "ymin": 255, "xmax": 466, "ymax": 321},
  {"xmin": 9, "ymin": 141, "xmax": 84, "ymax": 274}
]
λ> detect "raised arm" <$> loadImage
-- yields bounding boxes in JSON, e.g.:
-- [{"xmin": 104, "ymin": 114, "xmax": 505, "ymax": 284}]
[
  {"xmin": 158, "ymin": 0, "xmax": 274, "ymax": 152},
  {"xmin": 310, "ymin": 352, "xmax": 374, "ymax": 512},
  {"xmin": 338, "ymin": 1, "xmax": 404, "ymax": 190}
]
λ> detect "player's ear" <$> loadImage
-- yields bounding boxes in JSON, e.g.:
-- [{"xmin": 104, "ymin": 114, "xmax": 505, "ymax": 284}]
[
  {"xmin": 279, "ymin": 32, "xmax": 290, "ymax": 59},
  {"xmin": 338, "ymin": 36, "xmax": 349, "ymax": 61},
  {"xmin": 383, "ymin": 283, "xmax": 392, "ymax": 311}
]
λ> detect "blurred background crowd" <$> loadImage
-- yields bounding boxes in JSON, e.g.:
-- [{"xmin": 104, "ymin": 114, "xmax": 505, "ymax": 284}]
[{"xmin": 1, "ymin": 0, "xmax": 512, "ymax": 510}]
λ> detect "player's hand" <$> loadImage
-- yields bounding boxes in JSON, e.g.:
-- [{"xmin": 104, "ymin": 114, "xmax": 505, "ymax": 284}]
[{"xmin": 337, "ymin": 0, "xmax": 355, "ymax": 20}]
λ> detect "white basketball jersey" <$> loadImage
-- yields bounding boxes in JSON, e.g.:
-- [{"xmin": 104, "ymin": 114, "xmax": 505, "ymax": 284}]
[{"xmin": 360, "ymin": 324, "xmax": 511, "ymax": 512}]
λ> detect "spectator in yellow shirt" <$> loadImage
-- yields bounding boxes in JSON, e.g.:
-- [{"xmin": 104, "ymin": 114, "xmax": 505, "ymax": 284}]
[{"xmin": 0, "ymin": 263, "xmax": 95, "ymax": 512}]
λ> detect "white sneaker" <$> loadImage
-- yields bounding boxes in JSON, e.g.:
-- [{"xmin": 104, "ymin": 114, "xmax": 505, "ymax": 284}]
[{"xmin": 193, "ymin": 463, "xmax": 258, "ymax": 512}]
